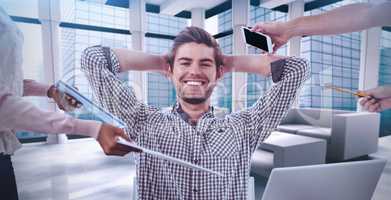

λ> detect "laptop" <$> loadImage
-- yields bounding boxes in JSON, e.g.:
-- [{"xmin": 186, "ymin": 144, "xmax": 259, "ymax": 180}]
[{"xmin": 260, "ymin": 159, "xmax": 386, "ymax": 200}]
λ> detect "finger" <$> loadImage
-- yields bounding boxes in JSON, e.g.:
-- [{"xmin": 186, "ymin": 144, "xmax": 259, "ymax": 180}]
[
  {"xmin": 368, "ymin": 103, "xmax": 380, "ymax": 112},
  {"xmin": 363, "ymin": 100, "xmax": 375, "ymax": 111},
  {"xmin": 273, "ymin": 44, "xmax": 281, "ymax": 53},
  {"xmin": 115, "ymin": 128, "xmax": 131, "ymax": 141},
  {"xmin": 360, "ymin": 96, "xmax": 371, "ymax": 106},
  {"xmin": 369, "ymin": 98, "xmax": 378, "ymax": 105},
  {"xmin": 359, "ymin": 98, "xmax": 367, "ymax": 106},
  {"xmin": 250, "ymin": 24, "xmax": 260, "ymax": 32},
  {"xmin": 71, "ymin": 99, "xmax": 77, "ymax": 106}
]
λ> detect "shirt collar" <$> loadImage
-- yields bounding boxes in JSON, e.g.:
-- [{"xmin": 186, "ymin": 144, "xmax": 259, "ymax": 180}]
[{"xmin": 171, "ymin": 102, "xmax": 215, "ymax": 125}]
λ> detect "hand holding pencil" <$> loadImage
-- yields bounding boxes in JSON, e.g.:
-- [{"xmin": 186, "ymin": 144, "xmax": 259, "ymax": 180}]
[{"xmin": 323, "ymin": 84, "xmax": 391, "ymax": 112}]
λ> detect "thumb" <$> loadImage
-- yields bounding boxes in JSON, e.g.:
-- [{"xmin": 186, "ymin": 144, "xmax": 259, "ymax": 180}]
[{"xmin": 114, "ymin": 127, "xmax": 130, "ymax": 141}]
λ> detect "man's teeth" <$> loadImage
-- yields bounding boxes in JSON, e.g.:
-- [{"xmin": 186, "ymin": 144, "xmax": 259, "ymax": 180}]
[{"xmin": 186, "ymin": 81, "xmax": 203, "ymax": 86}]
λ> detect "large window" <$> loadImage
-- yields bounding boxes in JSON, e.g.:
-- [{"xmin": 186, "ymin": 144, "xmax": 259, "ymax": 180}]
[
  {"xmin": 61, "ymin": 0, "xmax": 129, "ymax": 30},
  {"xmin": 246, "ymin": 6, "xmax": 287, "ymax": 107},
  {"xmin": 147, "ymin": 13, "xmax": 189, "ymax": 35},
  {"xmin": 145, "ymin": 37, "xmax": 176, "ymax": 108},
  {"xmin": 0, "ymin": 0, "xmax": 39, "ymax": 18},
  {"xmin": 60, "ymin": 0, "xmax": 132, "ymax": 124},
  {"xmin": 299, "ymin": 0, "xmax": 361, "ymax": 111},
  {"xmin": 214, "ymin": 35, "xmax": 233, "ymax": 111},
  {"xmin": 379, "ymin": 30, "xmax": 391, "ymax": 137},
  {"xmin": 213, "ymin": 9, "xmax": 233, "ymax": 112},
  {"xmin": 145, "ymin": 13, "xmax": 188, "ymax": 108}
]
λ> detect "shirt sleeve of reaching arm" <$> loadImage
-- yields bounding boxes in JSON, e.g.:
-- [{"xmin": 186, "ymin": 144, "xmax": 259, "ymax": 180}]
[
  {"xmin": 23, "ymin": 79, "xmax": 51, "ymax": 97},
  {"xmin": 80, "ymin": 46, "xmax": 149, "ymax": 140},
  {"xmin": 245, "ymin": 57, "xmax": 309, "ymax": 152},
  {"xmin": 0, "ymin": 91, "xmax": 101, "ymax": 138}
]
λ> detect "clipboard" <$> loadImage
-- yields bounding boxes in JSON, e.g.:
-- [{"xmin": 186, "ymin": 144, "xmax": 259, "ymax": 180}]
[{"xmin": 55, "ymin": 80, "xmax": 126, "ymax": 128}]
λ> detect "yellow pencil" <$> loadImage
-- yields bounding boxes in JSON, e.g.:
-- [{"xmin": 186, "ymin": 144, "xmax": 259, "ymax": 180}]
[{"xmin": 323, "ymin": 84, "xmax": 369, "ymax": 98}]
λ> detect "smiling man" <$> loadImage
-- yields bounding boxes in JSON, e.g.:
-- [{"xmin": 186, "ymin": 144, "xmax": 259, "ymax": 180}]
[{"xmin": 81, "ymin": 26, "xmax": 309, "ymax": 199}]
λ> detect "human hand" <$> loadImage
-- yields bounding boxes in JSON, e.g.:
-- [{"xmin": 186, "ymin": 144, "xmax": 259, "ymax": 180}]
[
  {"xmin": 359, "ymin": 96, "xmax": 382, "ymax": 112},
  {"xmin": 160, "ymin": 54, "xmax": 171, "ymax": 77},
  {"xmin": 251, "ymin": 22, "xmax": 291, "ymax": 53},
  {"xmin": 47, "ymin": 85, "xmax": 82, "ymax": 112},
  {"xmin": 97, "ymin": 123, "xmax": 141, "ymax": 156},
  {"xmin": 360, "ymin": 86, "xmax": 391, "ymax": 100}
]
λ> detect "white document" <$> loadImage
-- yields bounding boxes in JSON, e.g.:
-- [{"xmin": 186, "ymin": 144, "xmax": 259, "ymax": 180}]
[{"xmin": 117, "ymin": 137, "xmax": 223, "ymax": 177}]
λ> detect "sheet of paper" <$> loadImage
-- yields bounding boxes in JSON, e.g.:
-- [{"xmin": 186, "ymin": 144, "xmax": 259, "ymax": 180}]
[
  {"xmin": 117, "ymin": 137, "xmax": 223, "ymax": 177},
  {"xmin": 56, "ymin": 80, "xmax": 126, "ymax": 128}
]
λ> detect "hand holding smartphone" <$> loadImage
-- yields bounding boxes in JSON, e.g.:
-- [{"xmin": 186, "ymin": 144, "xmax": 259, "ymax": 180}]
[{"xmin": 242, "ymin": 26, "xmax": 273, "ymax": 53}]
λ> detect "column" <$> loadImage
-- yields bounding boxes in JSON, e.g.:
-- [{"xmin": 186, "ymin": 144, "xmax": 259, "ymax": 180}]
[
  {"xmin": 287, "ymin": 0, "xmax": 304, "ymax": 57},
  {"xmin": 39, "ymin": 0, "xmax": 67, "ymax": 144},
  {"xmin": 287, "ymin": 0, "xmax": 304, "ymax": 107},
  {"xmin": 129, "ymin": 0, "xmax": 147, "ymax": 103},
  {"xmin": 358, "ymin": 27, "xmax": 381, "ymax": 111},
  {"xmin": 191, "ymin": 8, "xmax": 205, "ymax": 28},
  {"xmin": 231, "ymin": 0, "xmax": 249, "ymax": 112}
]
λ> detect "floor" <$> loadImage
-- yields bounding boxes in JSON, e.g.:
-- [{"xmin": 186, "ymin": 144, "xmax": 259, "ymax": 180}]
[{"xmin": 12, "ymin": 136, "xmax": 391, "ymax": 200}]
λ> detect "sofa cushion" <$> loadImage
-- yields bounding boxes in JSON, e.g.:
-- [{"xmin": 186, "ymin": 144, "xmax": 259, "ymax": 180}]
[
  {"xmin": 277, "ymin": 124, "xmax": 315, "ymax": 134},
  {"xmin": 296, "ymin": 127, "xmax": 331, "ymax": 141},
  {"xmin": 250, "ymin": 149, "xmax": 274, "ymax": 177}
]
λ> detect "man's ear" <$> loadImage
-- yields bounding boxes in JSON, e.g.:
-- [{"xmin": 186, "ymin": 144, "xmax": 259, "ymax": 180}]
[
  {"xmin": 165, "ymin": 64, "xmax": 173, "ymax": 80},
  {"xmin": 216, "ymin": 66, "xmax": 224, "ymax": 80}
]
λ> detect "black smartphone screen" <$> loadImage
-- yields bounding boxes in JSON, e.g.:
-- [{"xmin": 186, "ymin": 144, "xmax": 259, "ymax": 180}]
[{"xmin": 243, "ymin": 28, "xmax": 270, "ymax": 52}]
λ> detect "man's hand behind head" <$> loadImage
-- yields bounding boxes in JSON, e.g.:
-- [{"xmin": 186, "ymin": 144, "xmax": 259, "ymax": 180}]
[{"xmin": 97, "ymin": 123, "xmax": 141, "ymax": 156}]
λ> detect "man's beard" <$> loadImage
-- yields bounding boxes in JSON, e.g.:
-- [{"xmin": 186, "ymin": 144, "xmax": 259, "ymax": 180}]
[{"xmin": 179, "ymin": 85, "xmax": 214, "ymax": 105}]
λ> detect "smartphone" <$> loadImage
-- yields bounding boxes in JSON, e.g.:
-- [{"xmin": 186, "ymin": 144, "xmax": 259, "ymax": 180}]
[{"xmin": 242, "ymin": 26, "xmax": 273, "ymax": 53}]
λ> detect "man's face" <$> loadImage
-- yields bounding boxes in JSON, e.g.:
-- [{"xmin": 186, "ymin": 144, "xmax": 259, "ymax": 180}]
[{"xmin": 169, "ymin": 42, "xmax": 222, "ymax": 105}]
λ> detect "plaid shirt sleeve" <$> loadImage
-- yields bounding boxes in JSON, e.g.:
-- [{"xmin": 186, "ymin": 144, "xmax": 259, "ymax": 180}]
[
  {"xmin": 243, "ymin": 57, "xmax": 310, "ymax": 153},
  {"xmin": 80, "ymin": 46, "xmax": 150, "ymax": 140}
]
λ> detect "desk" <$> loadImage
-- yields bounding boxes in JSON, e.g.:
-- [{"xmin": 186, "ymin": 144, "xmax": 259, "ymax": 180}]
[{"xmin": 251, "ymin": 131, "xmax": 327, "ymax": 177}]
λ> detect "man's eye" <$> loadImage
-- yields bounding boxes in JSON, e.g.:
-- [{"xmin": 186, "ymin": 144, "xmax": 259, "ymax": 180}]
[
  {"xmin": 201, "ymin": 64, "xmax": 212, "ymax": 67},
  {"xmin": 180, "ymin": 62, "xmax": 190, "ymax": 66}
]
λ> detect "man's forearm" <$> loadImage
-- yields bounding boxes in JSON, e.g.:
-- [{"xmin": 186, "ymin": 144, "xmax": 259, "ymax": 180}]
[
  {"xmin": 113, "ymin": 48, "xmax": 167, "ymax": 73},
  {"xmin": 223, "ymin": 54, "xmax": 285, "ymax": 76},
  {"xmin": 286, "ymin": 2, "xmax": 391, "ymax": 38}
]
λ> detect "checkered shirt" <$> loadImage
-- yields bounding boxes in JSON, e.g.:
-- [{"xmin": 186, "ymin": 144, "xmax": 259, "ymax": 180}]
[{"xmin": 81, "ymin": 46, "xmax": 309, "ymax": 200}]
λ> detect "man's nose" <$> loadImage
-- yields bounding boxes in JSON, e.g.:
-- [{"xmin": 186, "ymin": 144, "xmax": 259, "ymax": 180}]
[{"xmin": 188, "ymin": 64, "xmax": 202, "ymax": 75}]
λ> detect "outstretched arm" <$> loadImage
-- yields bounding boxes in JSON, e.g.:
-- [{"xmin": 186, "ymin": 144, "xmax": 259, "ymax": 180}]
[{"xmin": 252, "ymin": 2, "xmax": 391, "ymax": 52}]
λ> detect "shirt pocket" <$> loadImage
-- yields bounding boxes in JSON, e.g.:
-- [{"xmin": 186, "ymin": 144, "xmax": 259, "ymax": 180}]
[{"xmin": 206, "ymin": 125, "xmax": 238, "ymax": 159}]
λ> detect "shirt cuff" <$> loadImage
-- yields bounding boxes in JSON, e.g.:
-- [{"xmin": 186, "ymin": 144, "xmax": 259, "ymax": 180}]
[
  {"xmin": 271, "ymin": 58, "xmax": 286, "ymax": 83},
  {"xmin": 73, "ymin": 119, "xmax": 102, "ymax": 139}
]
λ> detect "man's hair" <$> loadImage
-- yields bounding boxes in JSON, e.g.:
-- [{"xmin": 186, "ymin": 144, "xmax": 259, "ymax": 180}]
[{"xmin": 168, "ymin": 26, "xmax": 223, "ymax": 70}]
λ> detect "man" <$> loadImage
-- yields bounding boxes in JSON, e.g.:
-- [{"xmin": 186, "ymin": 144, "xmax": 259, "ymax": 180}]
[
  {"xmin": 0, "ymin": 7, "xmax": 131, "ymax": 200},
  {"xmin": 251, "ymin": 1, "xmax": 391, "ymax": 112},
  {"xmin": 82, "ymin": 26, "xmax": 308, "ymax": 199}
]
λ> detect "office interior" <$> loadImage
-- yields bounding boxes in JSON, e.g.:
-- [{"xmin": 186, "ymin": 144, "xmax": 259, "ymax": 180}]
[{"xmin": 1, "ymin": 0, "xmax": 390, "ymax": 199}]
